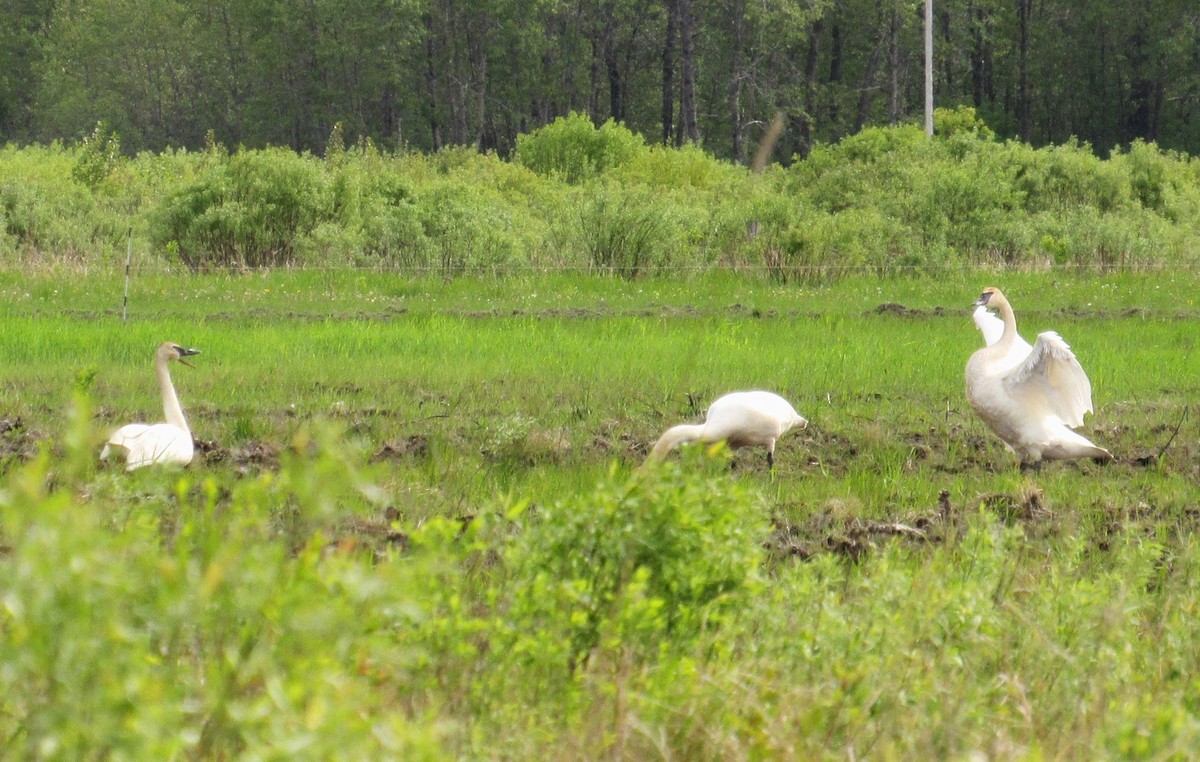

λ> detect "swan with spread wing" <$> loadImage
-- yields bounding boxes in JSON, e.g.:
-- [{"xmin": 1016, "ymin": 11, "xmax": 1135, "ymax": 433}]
[{"xmin": 966, "ymin": 287, "xmax": 1110, "ymax": 467}]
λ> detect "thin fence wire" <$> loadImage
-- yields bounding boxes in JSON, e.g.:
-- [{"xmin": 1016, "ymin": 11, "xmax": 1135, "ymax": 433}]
[{"xmin": 8, "ymin": 260, "xmax": 1200, "ymax": 276}]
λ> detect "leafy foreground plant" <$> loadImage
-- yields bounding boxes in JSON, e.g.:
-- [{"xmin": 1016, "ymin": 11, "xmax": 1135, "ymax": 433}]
[
  {"xmin": 0, "ymin": 403, "xmax": 448, "ymax": 759},
  {"xmin": 5, "ymin": 405, "xmax": 1200, "ymax": 760}
]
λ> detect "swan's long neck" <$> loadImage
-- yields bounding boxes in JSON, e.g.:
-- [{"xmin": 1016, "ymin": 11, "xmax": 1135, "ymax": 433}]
[
  {"xmin": 649, "ymin": 423, "xmax": 705, "ymax": 460},
  {"xmin": 156, "ymin": 356, "xmax": 189, "ymax": 432},
  {"xmin": 993, "ymin": 296, "xmax": 1018, "ymax": 352}
]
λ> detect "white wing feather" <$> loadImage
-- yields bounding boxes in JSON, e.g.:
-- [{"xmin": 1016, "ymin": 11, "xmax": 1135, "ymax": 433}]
[
  {"xmin": 1003, "ymin": 331, "xmax": 1094, "ymax": 428},
  {"xmin": 103, "ymin": 423, "xmax": 194, "ymax": 470}
]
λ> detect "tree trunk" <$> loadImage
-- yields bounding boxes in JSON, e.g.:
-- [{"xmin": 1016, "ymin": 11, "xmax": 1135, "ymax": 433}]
[
  {"xmin": 939, "ymin": 6, "xmax": 952, "ymax": 95},
  {"xmin": 888, "ymin": 3, "xmax": 901, "ymax": 123},
  {"xmin": 729, "ymin": 0, "xmax": 747, "ymax": 162},
  {"xmin": 724, "ymin": 0, "xmax": 744, "ymax": 163},
  {"xmin": 589, "ymin": 37, "xmax": 602, "ymax": 120},
  {"xmin": 855, "ymin": 3, "xmax": 887, "ymax": 132},
  {"xmin": 797, "ymin": 17, "xmax": 824, "ymax": 157},
  {"xmin": 423, "ymin": 12, "xmax": 443, "ymax": 149},
  {"xmin": 1016, "ymin": 0, "xmax": 1032, "ymax": 141},
  {"xmin": 472, "ymin": 36, "xmax": 487, "ymax": 147},
  {"xmin": 1123, "ymin": 17, "xmax": 1157, "ymax": 142},
  {"xmin": 661, "ymin": 0, "xmax": 677, "ymax": 143},
  {"xmin": 828, "ymin": 2, "xmax": 844, "ymax": 129},
  {"xmin": 605, "ymin": 17, "xmax": 624, "ymax": 121},
  {"xmin": 678, "ymin": 0, "xmax": 698, "ymax": 143},
  {"xmin": 969, "ymin": 1, "xmax": 985, "ymax": 107}
]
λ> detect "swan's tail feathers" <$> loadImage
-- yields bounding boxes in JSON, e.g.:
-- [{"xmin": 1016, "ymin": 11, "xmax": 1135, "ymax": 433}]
[
  {"xmin": 99, "ymin": 443, "xmax": 112, "ymax": 461},
  {"xmin": 1041, "ymin": 428, "xmax": 1111, "ymax": 462}
]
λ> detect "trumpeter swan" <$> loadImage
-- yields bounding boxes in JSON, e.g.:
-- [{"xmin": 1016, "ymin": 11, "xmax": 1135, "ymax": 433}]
[
  {"xmin": 648, "ymin": 390, "xmax": 807, "ymax": 470},
  {"xmin": 965, "ymin": 287, "xmax": 1110, "ymax": 467},
  {"xmin": 101, "ymin": 342, "xmax": 201, "ymax": 470}
]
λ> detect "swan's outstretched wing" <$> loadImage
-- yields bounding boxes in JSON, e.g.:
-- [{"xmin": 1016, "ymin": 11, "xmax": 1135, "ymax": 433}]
[
  {"xmin": 1003, "ymin": 331, "xmax": 1094, "ymax": 427},
  {"xmin": 972, "ymin": 306, "xmax": 1006, "ymax": 347}
]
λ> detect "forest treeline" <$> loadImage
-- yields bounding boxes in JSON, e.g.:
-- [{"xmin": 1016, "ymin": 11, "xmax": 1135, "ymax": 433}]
[
  {"xmin": 3, "ymin": 112, "xmax": 1198, "ymax": 275},
  {"xmin": 1, "ymin": 0, "xmax": 1199, "ymax": 160}
]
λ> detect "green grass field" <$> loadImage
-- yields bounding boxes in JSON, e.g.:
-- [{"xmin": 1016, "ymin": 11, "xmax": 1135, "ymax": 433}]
[{"xmin": 2, "ymin": 268, "xmax": 1199, "ymax": 759}]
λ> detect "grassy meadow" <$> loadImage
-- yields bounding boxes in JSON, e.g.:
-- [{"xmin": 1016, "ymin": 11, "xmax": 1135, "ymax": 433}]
[{"xmin": 2, "ymin": 267, "xmax": 1200, "ymax": 759}]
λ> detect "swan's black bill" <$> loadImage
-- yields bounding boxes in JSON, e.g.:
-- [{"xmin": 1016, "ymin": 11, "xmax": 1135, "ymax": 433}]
[
  {"xmin": 974, "ymin": 291, "xmax": 993, "ymax": 307},
  {"xmin": 175, "ymin": 346, "xmax": 201, "ymax": 367}
]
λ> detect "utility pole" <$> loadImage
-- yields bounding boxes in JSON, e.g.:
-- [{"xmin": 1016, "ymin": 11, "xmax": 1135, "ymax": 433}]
[{"xmin": 925, "ymin": 0, "xmax": 934, "ymax": 135}]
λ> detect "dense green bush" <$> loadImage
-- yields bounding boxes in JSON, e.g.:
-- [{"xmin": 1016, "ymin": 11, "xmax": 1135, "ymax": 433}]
[
  {"xmin": 577, "ymin": 182, "xmax": 679, "ymax": 276},
  {"xmin": 150, "ymin": 148, "xmax": 331, "ymax": 268},
  {"xmin": 787, "ymin": 124, "xmax": 1200, "ymax": 270},
  {"xmin": 501, "ymin": 457, "xmax": 767, "ymax": 674},
  {"xmin": 514, "ymin": 112, "xmax": 646, "ymax": 184}
]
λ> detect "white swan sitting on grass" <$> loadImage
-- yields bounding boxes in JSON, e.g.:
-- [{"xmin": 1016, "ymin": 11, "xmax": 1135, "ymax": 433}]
[
  {"xmin": 648, "ymin": 390, "xmax": 807, "ymax": 471},
  {"xmin": 101, "ymin": 342, "xmax": 201, "ymax": 470},
  {"xmin": 965, "ymin": 287, "xmax": 1110, "ymax": 467}
]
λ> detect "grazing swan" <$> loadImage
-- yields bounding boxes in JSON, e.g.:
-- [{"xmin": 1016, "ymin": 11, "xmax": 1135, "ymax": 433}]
[
  {"xmin": 965, "ymin": 288, "xmax": 1110, "ymax": 467},
  {"xmin": 648, "ymin": 390, "xmax": 807, "ymax": 470},
  {"xmin": 101, "ymin": 342, "xmax": 201, "ymax": 470}
]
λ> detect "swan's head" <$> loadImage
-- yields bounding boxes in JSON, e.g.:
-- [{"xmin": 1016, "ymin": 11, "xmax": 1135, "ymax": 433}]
[
  {"xmin": 974, "ymin": 286, "xmax": 1007, "ymax": 311},
  {"xmin": 157, "ymin": 341, "xmax": 202, "ymax": 367}
]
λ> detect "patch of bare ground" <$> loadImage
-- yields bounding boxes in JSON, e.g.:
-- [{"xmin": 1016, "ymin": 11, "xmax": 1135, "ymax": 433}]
[
  {"xmin": 867, "ymin": 302, "xmax": 948, "ymax": 318},
  {"xmin": 329, "ymin": 509, "xmax": 411, "ymax": 560},
  {"xmin": 197, "ymin": 438, "xmax": 281, "ymax": 471},
  {"xmin": 0, "ymin": 417, "xmax": 36, "ymax": 463},
  {"xmin": 765, "ymin": 487, "xmax": 1054, "ymax": 565},
  {"xmin": 590, "ymin": 420, "xmax": 649, "ymax": 459},
  {"xmin": 372, "ymin": 434, "xmax": 430, "ymax": 461}
]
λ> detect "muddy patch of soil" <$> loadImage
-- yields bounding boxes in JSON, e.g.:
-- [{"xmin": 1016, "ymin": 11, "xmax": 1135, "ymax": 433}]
[
  {"xmin": 199, "ymin": 438, "xmax": 280, "ymax": 470},
  {"xmin": 868, "ymin": 303, "xmax": 948, "ymax": 318},
  {"xmin": 765, "ymin": 487, "xmax": 1063, "ymax": 565},
  {"xmin": 372, "ymin": 434, "xmax": 430, "ymax": 461},
  {"xmin": 0, "ymin": 418, "xmax": 37, "ymax": 463}
]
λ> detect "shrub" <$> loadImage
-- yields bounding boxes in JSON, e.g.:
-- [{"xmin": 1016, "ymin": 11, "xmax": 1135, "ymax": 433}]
[
  {"xmin": 577, "ymin": 182, "xmax": 679, "ymax": 277},
  {"xmin": 302, "ymin": 151, "xmax": 427, "ymax": 266},
  {"xmin": 70, "ymin": 121, "xmax": 123, "ymax": 190},
  {"xmin": 774, "ymin": 207, "xmax": 925, "ymax": 282},
  {"xmin": 500, "ymin": 457, "xmax": 768, "ymax": 676},
  {"xmin": 151, "ymin": 148, "xmax": 331, "ymax": 268},
  {"xmin": 934, "ymin": 105, "xmax": 995, "ymax": 140},
  {"xmin": 413, "ymin": 179, "xmax": 534, "ymax": 275},
  {"xmin": 1011, "ymin": 138, "xmax": 1130, "ymax": 213},
  {"xmin": 515, "ymin": 112, "xmax": 646, "ymax": 184},
  {"xmin": 0, "ymin": 143, "xmax": 113, "ymax": 261},
  {"xmin": 612, "ymin": 142, "xmax": 744, "ymax": 191}
]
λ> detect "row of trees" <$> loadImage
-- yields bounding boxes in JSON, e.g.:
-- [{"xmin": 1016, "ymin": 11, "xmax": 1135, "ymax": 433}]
[{"xmin": 2, "ymin": 0, "xmax": 1199, "ymax": 160}]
